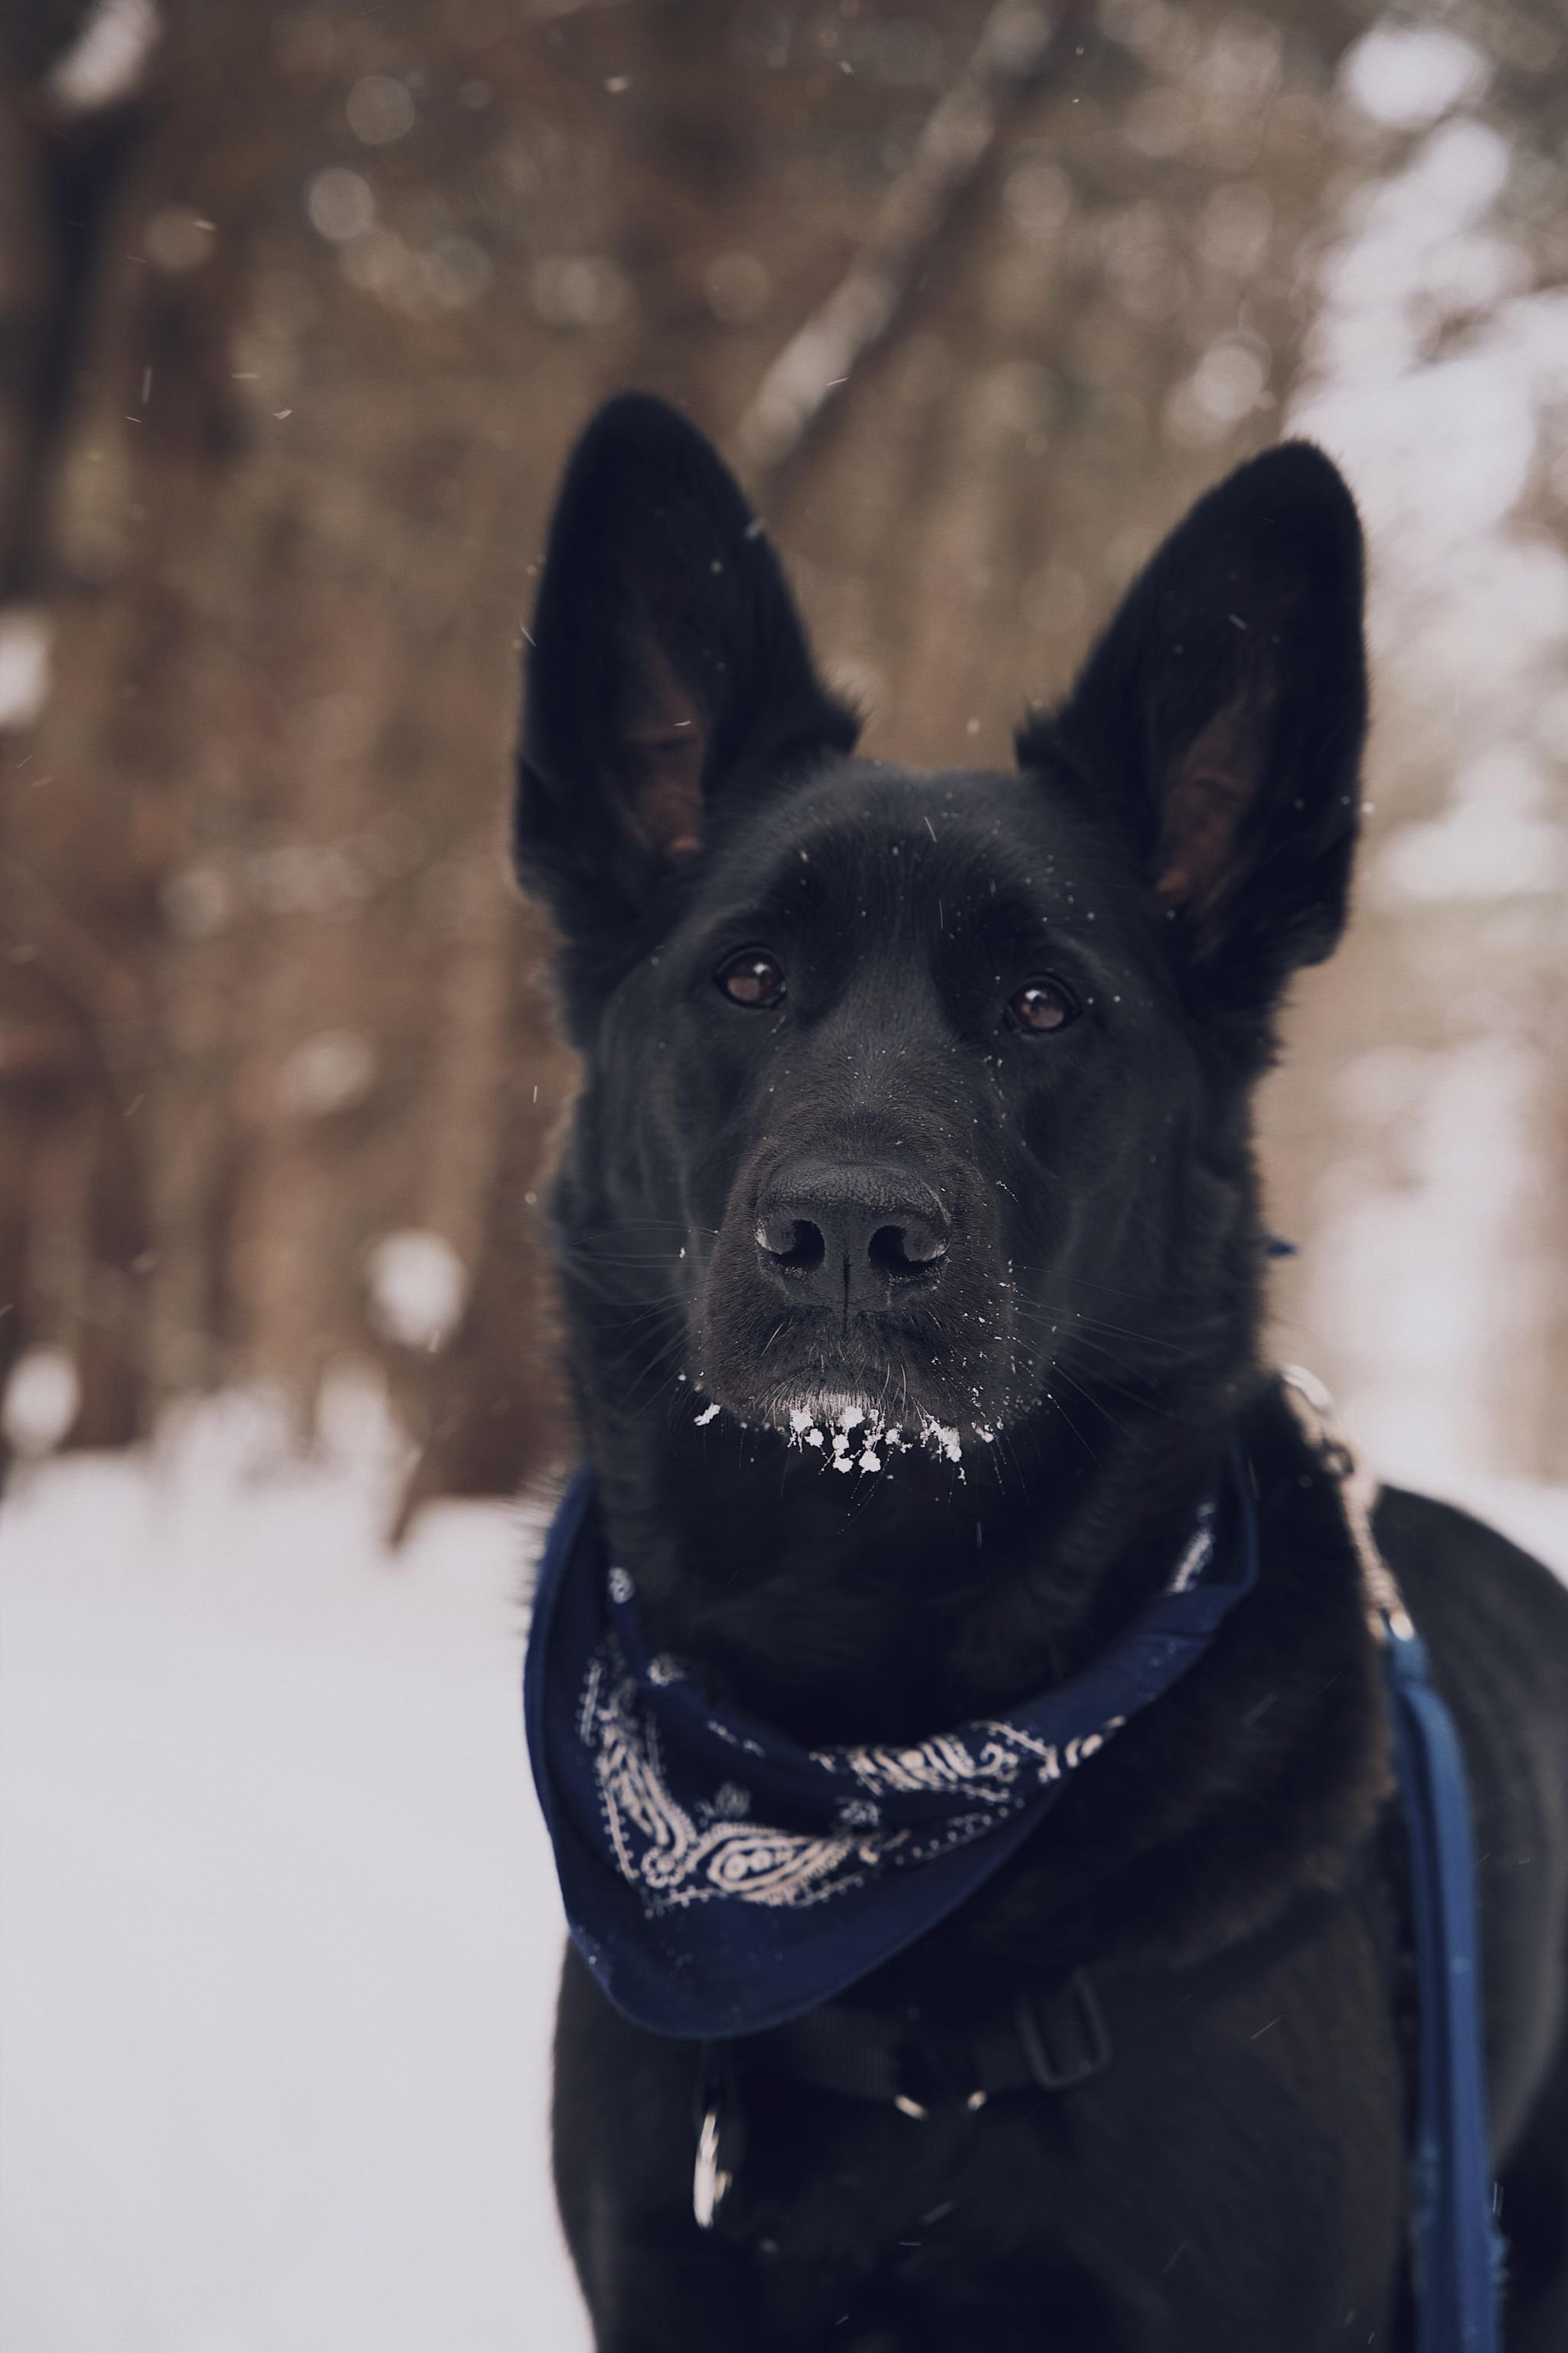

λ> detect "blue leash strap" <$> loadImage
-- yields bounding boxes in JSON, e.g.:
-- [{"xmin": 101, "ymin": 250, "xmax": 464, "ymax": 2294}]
[
  {"xmin": 1282, "ymin": 1367, "xmax": 1503, "ymax": 2353},
  {"xmin": 1382, "ymin": 1619, "xmax": 1505, "ymax": 2352}
]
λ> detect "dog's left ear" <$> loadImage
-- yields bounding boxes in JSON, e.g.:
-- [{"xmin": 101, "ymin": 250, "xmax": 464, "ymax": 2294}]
[
  {"xmin": 515, "ymin": 393, "xmax": 858, "ymax": 943},
  {"xmin": 1023, "ymin": 443, "xmax": 1367, "ymax": 992}
]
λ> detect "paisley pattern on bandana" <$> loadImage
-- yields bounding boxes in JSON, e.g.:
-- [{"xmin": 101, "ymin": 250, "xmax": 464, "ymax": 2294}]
[
  {"xmin": 581, "ymin": 1615, "xmax": 1138, "ymax": 1915},
  {"xmin": 525, "ymin": 1469, "xmax": 1256, "ymax": 2038},
  {"xmin": 586, "ymin": 1637, "xmax": 867, "ymax": 1910}
]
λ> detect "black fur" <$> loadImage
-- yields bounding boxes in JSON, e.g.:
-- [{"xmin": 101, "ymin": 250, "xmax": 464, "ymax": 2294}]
[{"xmin": 514, "ymin": 394, "xmax": 1568, "ymax": 2350}]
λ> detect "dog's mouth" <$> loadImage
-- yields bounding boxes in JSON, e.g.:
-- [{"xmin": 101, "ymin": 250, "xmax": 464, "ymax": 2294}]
[
  {"xmin": 687, "ymin": 1383, "xmax": 995, "ymax": 1472},
  {"xmin": 784, "ymin": 1395, "xmax": 991, "ymax": 1472},
  {"xmin": 684, "ymin": 1330, "xmax": 1011, "ymax": 1466}
]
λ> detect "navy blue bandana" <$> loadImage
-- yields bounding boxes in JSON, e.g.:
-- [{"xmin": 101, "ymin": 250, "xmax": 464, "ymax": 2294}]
[{"xmin": 524, "ymin": 1454, "xmax": 1258, "ymax": 2039}]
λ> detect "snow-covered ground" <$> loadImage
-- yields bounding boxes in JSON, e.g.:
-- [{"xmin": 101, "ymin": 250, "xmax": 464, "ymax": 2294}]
[
  {"xmin": 0, "ymin": 1389, "xmax": 590, "ymax": 2353},
  {"xmin": 2, "ymin": 1387, "xmax": 1563, "ymax": 2353}
]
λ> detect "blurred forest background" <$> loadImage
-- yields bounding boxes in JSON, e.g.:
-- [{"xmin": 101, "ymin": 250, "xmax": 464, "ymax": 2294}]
[{"xmin": 2, "ymin": 0, "xmax": 1566, "ymax": 1527}]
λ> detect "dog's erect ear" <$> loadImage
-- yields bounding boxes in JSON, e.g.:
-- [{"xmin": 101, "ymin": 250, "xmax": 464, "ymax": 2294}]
[
  {"xmin": 1022, "ymin": 443, "xmax": 1367, "ymax": 989},
  {"xmin": 514, "ymin": 394, "xmax": 858, "ymax": 936}
]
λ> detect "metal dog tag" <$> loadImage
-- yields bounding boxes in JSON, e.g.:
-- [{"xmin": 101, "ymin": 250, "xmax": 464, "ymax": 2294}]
[{"xmin": 692, "ymin": 2105, "xmax": 731, "ymax": 2230}]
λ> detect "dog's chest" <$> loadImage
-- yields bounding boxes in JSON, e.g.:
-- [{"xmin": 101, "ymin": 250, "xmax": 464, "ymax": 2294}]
[{"xmin": 565, "ymin": 1912, "xmax": 1406, "ymax": 2348}]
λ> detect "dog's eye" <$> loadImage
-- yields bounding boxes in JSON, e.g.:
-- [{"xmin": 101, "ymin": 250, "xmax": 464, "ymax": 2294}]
[
  {"xmin": 715, "ymin": 949, "xmax": 786, "ymax": 1008},
  {"xmin": 1006, "ymin": 978, "xmax": 1078, "ymax": 1035}
]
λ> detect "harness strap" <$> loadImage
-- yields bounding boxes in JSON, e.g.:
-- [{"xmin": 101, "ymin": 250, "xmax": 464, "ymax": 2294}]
[
  {"xmin": 743, "ymin": 1962, "xmax": 1109, "ymax": 2116},
  {"xmin": 737, "ymin": 1876, "xmax": 1349, "ymax": 2122}
]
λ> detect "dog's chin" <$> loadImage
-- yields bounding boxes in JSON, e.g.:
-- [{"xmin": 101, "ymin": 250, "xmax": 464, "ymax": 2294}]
[{"xmin": 694, "ymin": 1352, "xmax": 1014, "ymax": 1454}]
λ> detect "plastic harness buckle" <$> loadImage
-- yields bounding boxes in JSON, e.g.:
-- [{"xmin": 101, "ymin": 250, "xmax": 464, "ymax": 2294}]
[{"xmin": 1012, "ymin": 1969, "xmax": 1112, "ymax": 2091}]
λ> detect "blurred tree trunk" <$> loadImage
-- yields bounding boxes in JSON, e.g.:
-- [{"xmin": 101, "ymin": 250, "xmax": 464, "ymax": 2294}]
[{"xmin": 2, "ymin": 6, "xmax": 159, "ymax": 1457}]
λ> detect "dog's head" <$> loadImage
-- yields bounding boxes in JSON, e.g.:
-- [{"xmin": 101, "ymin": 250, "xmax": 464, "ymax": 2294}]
[{"xmin": 515, "ymin": 396, "xmax": 1366, "ymax": 1462}]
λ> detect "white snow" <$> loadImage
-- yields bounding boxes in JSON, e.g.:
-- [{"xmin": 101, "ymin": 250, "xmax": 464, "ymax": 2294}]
[
  {"xmin": 781, "ymin": 1400, "xmax": 967, "ymax": 1472},
  {"xmin": 2, "ymin": 1377, "xmax": 1562, "ymax": 2353},
  {"xmin": 1339, "ymin": 23, "xmax": 1488, "ymax": 133},
  {"xmin": 305, "ymin": 169, "xmax": 377, "ymax": 246},
  {"xmin": 2, "ymin": 1346, "xmax": 81, "ymax": 1458},
  {"xmin": 43, "ymin": 0, "xmax": 162, "ymax": 118},
  {"xmin": 0, "ymin": 607, "xmax": 54, "ymax": 732},
  {"xmin": 0, "ymin": 1391, "xmax": 589, "ymax": 2353},
  {"xmin": 345, "ymin": 76, "xmax": 416, "ymax": 149},
  {"xmin": 364, "ymin": 1231, "xmax": 468, "ymax": 1352},
  {"xmin": 1287, "ymin": 101, "xmax": 1568, "ymax": 1494},
  {"xmin": 279, "ymin": 1031, "xmax": 379, "ymax": 1118}
]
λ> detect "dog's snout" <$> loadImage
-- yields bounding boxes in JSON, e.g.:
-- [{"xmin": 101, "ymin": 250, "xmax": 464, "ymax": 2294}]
[{"xmin": 755, "ymin": 1162, "xmax": 949, "ymax": 1307}]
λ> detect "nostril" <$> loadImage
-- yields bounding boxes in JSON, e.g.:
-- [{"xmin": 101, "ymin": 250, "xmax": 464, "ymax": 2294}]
[
  {"xmin": 756, "ymin": 1216, "xmax": 825, "ymax": 1273},
  {"xmin": 869, "ymin": 1222, "xmax": 949, "ymax": 1276},
  {"xmin": 785, "ymin": 1221, "xmax": 826, "ymax": 1272}
]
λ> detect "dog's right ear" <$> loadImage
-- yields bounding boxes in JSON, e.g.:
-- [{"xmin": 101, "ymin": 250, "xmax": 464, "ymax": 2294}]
[
  {"xmin": 1022, "ymin": 443, "xmax": 1367, "ymax": 1009},
  {"xmin": 514, "ymin": 394, "xmax": 858, "ymax": 944}
]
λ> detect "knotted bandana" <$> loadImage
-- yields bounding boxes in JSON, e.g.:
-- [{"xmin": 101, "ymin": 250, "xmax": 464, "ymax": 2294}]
[{"xmin": 524, "ymin": 1453, "xmax": 1257, "ymax": 2038}]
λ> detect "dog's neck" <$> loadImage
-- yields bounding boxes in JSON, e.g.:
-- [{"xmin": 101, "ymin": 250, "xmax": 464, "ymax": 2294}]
[{"xmin": 567, "ymin": 1305, "xmax": 1262, "ymax": 1749}]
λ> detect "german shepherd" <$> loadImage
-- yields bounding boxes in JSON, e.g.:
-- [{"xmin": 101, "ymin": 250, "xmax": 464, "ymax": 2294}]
[{"xmin": 513, "ymin": 394, "xmax": 1568, "ymax": 2351}]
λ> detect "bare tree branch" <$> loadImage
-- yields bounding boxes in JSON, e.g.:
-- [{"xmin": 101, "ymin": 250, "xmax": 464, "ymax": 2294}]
[{"xmin": 737, "ymin": 0, "xmax": 1056, "ymax": 474}]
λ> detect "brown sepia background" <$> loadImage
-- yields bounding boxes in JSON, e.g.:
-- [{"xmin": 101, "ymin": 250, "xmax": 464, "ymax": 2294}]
[{"xmin": 4, "ymin": 0, "xmax": 1566, "ymax": 1525}]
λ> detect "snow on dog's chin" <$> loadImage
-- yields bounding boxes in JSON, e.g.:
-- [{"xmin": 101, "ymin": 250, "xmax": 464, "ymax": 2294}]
[
  {"xmin": 684, "ymin": 1381, "xmax": 1000, "ymax": 1472},
  {"xmin": 768, "ymin": 1391, "xmax": 998, "ymax": 1474}
]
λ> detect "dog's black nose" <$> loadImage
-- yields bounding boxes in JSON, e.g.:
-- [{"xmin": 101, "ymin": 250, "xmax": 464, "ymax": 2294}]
[{"xmin": 755, "ymin": 1161, "xmax": 949, "ymax": 1307}]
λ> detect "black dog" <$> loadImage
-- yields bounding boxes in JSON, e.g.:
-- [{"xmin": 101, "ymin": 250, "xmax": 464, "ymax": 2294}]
[{"xmin": 514, "ymin": 394, "xmax": 1568, "ymax": 2350}]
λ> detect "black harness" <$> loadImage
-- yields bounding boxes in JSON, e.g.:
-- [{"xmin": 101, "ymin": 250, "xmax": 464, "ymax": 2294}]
[{"xmin": 691, "ymin": 1841, "xmax": 1410, "ymax": 2232}]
